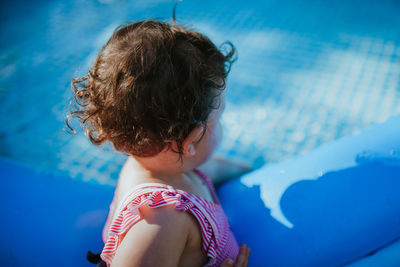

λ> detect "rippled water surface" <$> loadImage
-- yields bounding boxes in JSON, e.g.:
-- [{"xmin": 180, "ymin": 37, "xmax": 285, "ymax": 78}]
[{"xmin": 0, "ymin": 0, "xmax": 399, "ymax": 184}]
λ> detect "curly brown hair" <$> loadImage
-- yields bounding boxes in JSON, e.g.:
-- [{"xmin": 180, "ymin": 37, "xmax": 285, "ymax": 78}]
[{"xmin": 66, "ymin": 20, "xmax": 236, "ymax": 157}]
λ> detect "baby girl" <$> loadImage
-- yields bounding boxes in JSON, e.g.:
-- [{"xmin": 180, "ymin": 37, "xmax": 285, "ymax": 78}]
[{"xmin": 68, "ymin": 20, "xmax": 250, "ymax": 267}]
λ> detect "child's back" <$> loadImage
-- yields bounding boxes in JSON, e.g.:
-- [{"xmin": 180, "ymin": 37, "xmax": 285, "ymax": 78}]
[{"xmin": 68, "ymin": 20, "xmax": 249, "ymax": 267}]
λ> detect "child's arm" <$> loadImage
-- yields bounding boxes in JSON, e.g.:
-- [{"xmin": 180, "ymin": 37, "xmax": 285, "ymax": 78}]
[
  {"xmin": 198, "ymin": 156, "xmax": 252, "ymax": 185},
  {"xmin": 110, "ymin": 204, "xmax": 191, "ymax": 267}
]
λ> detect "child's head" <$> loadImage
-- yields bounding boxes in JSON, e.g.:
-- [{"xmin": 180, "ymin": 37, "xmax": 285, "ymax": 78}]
[{"xmin": 68, "ymin": 20, "xmax": 235, "ymax": 160}]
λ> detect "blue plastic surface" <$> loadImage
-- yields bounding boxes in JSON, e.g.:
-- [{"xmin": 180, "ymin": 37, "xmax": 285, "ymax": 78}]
[
  {"xmin": 346, "ymin": 239, "xmax": 400, "ymax": 267},
  {"xmin": 218, "ymin": 116, "xmax": 400, "ymax": 266},
  {"xmin": 0, "ymin": 157, "xmax": 114, "ymax": 266}
]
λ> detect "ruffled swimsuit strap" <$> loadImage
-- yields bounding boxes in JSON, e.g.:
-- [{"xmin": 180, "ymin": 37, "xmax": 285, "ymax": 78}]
[
  {"xmin": 100, "ymin": 183, "xmax": 220, "ymax": 266},
  {"xmin": 193, "ymin": 168, "xmax": 220, "ymax": 205}
]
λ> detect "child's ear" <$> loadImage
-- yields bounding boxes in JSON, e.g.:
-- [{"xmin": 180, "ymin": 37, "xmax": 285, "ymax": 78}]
[{"xmin": 182, "ymin": 125, "xmax": 205, "ymax": 156}]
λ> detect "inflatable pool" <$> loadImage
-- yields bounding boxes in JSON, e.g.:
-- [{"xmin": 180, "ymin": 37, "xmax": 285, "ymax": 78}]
[
  {"xmin": 0, "ymin": 157, "xmax": 114, "ymax": 266},
  {"xmin": 218, "ymin": 115, "xmax": 400, "ymax": 266}
]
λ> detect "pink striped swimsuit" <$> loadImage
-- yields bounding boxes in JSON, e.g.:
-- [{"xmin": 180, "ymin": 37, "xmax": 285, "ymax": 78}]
[{"xmin": 100, "ymin": 169, "xmax": 239, "ymax": 266}]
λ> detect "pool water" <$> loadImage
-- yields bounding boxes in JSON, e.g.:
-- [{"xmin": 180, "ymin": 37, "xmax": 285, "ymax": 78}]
[{"xmin": 0, "ymin": 0, "xmax": 399, "ymax": 185}]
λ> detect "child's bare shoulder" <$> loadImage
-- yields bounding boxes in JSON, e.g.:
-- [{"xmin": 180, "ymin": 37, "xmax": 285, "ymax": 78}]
[
  {"xmin": 112, "ymin": 187, "xmax": 204, "ymax": 266},
  {"xmin": 111, "ymin": 204, "xmax": 189, "ymax": 266}
]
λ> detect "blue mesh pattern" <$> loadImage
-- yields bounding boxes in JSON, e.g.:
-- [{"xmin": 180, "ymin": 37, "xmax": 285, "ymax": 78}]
[{"xmin": 0, "ymin": 0, "xmax": 399, "ymax": 184}]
